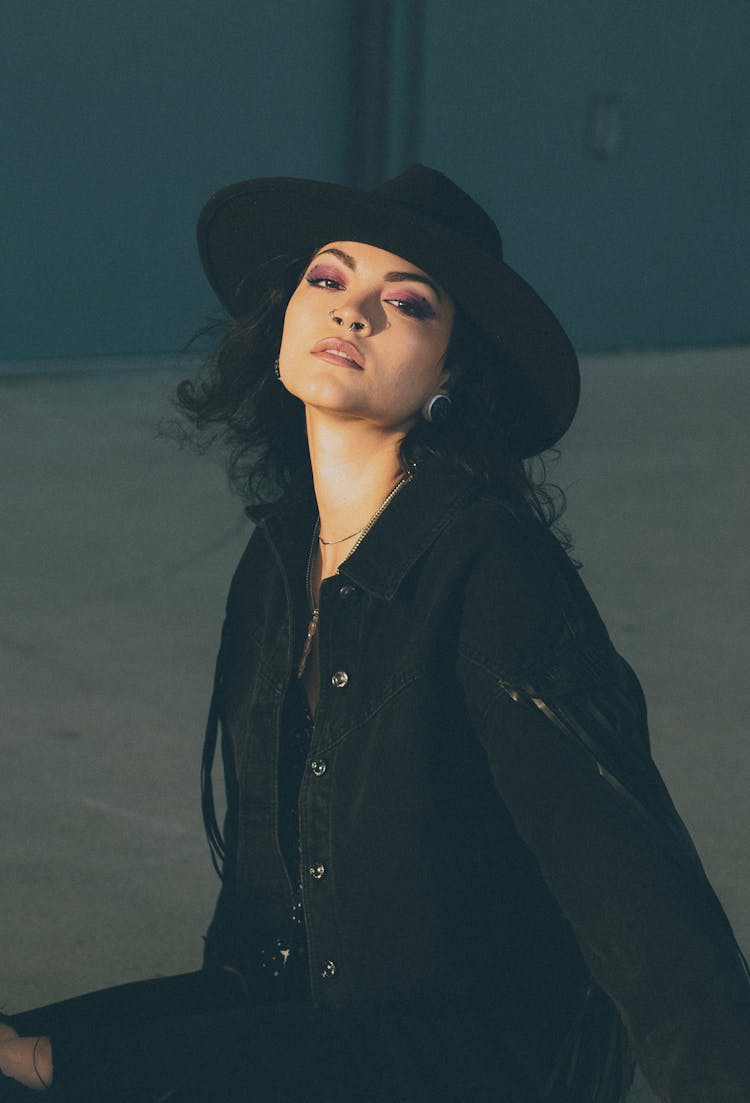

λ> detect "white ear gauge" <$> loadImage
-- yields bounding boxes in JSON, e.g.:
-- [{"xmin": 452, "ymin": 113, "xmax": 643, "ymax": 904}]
[{"xmin": 423, "ymin": 392, "xmax": 451, "ymax": 425}]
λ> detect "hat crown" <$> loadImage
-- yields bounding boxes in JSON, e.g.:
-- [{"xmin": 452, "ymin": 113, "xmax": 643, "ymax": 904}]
[{"xmin": 369, "ymin": 165, "xmax": 504, "ymax": 262}]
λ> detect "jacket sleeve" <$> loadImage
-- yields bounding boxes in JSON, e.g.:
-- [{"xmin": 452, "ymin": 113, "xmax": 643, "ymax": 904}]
[{"xmin": 457, "ymin": 520, "xmax": 750, "ymax": 1102}]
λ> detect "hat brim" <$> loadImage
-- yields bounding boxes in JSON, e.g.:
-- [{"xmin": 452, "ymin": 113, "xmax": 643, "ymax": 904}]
[{"xmin": 197, "ymin": 177, "xmax": 579, "ymax": 457}]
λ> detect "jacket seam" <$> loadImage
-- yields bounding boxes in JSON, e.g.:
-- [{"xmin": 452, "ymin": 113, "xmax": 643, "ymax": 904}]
[{"xmin": 314, "ymin": 663, "xmax": 426, "ymax": 754}]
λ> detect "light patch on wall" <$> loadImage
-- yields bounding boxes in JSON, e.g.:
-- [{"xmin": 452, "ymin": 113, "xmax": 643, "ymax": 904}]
[{"xmin": 586, "ymin": 93, "xmax": 623, "ymax": 159}]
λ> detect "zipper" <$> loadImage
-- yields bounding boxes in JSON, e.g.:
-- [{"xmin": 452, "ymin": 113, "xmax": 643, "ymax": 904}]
[
  {"xmin": 529, "ymin": 694, "xmax": 670, "ymax": 833},
  {"xmin": 264, "ymin": 522, "xmax": 317, "ymax": 992},
  {"xmin": 263, "ymin": 525, "xmax": 300, "ymax": 916}
]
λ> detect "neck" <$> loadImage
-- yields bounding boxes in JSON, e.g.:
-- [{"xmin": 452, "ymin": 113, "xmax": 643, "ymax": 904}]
[{"xmin": 305, "ymin": 409, "xmax": 409, "ymax": 580}]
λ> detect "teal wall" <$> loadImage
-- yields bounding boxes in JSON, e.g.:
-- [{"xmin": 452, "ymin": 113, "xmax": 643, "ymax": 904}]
[
  {"xmin": 419, "ymin": 1, "xmax": 750, "ymax": 350},
  {"xmin": 1, "ymin": 0, "xmax": 350, "ymax": 359},
  {"xmin": 2, "ymin": 0, "xmax": 747, "ymax": 359}
]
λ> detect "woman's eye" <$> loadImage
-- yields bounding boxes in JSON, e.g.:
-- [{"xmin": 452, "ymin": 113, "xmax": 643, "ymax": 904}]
[
  {"xmin": 306, "ymin": 275, "xmax": 344, "ymax": 290},
  {"xmin": 386, "ymin": 297, "xmax": 436, "ymax": 320},
  {"xmin": 305, "ymin": 265, "xmax": 345, "ymax": 290}
]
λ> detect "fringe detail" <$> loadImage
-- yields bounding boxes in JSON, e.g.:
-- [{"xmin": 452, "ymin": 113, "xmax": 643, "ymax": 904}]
[
  {"xmin": 201, "ymin": 687, "xmax": 226, "ymax": 877},
  {"xmin": 544, "ymin": 982, "xmax": 635, "ymax": 1103}
]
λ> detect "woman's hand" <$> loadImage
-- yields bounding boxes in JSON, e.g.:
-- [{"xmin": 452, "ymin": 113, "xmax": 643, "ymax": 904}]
[
  {"xmin": 0, "ymin": 1022, "xmax": 19, "ymax": 1044},
  {"xmin": 0, "ymin": 1029, "xmax": 53, "ymax": 1091}
]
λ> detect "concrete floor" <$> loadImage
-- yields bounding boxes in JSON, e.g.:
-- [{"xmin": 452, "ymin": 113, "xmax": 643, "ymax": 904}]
[{"xmin": 1, "ymin": 346, "xmax": 749, "ymax": 1101}]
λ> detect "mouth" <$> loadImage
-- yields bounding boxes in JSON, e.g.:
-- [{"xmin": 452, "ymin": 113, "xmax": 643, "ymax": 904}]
[{"xmin": 310, "ymin": 337, "xmax": 365, "ymax": 369}]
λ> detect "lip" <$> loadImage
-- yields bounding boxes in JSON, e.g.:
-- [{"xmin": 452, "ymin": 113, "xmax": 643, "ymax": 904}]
[{"xmin": 310, "ymin": 337, "xmax": 365, "ymax": 369}]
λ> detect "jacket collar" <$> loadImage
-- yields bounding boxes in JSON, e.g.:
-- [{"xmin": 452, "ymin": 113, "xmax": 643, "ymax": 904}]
[{"xmin": 261, "ymin": 456, "xmax": 482, "ymax": 601}]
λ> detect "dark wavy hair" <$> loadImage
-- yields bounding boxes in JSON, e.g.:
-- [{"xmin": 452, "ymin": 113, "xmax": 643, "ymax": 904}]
[{"xmin": 175, "ymin": 254, "xmax": 569, "ymax": 535}]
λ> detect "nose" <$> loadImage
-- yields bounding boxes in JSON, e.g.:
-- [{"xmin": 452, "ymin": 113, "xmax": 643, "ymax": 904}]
[{"xmin": 328, "ymin": 305, "xmax": 370, "ymax": 333}]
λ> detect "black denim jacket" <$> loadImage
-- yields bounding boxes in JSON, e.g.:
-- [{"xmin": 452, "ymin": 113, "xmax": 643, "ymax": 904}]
[{"xmin": 202, "ymin": 456, "xmax": 750, "ymax": 1103}]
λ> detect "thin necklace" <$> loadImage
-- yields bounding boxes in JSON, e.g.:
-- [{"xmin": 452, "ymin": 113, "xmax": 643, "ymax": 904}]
[
  {"xmin": 318, "ymin": 526, "xmax": 364, "ymax": 546},
  {"xmin": 296, "ymin": 470, "xmax": 414, "ymax": 679}
]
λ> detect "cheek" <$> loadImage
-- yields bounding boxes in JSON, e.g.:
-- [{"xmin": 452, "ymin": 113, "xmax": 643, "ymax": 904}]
[
  {"xmin": 399, "ymin": 333, "xmax": 450, "ymax": 393},
  {"xmin": 382, "ymin": 353, "xmax": 447, "ymax": 424},
  {"xmin": 281, "ymin": 283, "xmax": 318, "ymax": 337},
  {"xmin": 280, "ymin": 296, "xmax": 302, "ymax": 344},
  {"xmin": 279, "ymin": 313, "xmax": 309, "ymax": 372}
]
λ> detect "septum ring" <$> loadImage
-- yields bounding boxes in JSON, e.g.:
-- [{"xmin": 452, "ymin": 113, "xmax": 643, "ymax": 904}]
[{"xmin": 329, "ymin": 309, "xmax": 366, "ymax": 332}]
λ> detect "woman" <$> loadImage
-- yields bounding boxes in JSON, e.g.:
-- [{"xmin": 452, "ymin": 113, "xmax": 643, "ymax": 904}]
[{"xmin": 2, "ymin": 165, "xmax": 748, "ymax": 1102}]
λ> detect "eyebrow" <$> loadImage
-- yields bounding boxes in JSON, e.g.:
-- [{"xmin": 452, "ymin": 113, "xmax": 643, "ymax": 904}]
[{"xmin": 313, "ymin": 247, "xmax": 444, "ymax": 301}]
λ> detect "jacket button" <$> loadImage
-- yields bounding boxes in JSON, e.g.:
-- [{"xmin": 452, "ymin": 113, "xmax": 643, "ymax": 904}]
[
  {"xmin": 331, "ymin": 670, "xmax": 349, "ymax": 688},
  {"xmin": 338, "ymin": 584, "xmax": 359, "ymax": 603},
  {"xmin": 321, "ymin": 960, "xmax": 337, "ymax": 979},
  {"xmin": 309, "ymin": 863, "xmax": 326, "ymax": 880},
  {"xmin": 310, "ymin": 759, "xmax": 327, "ymax": 777}
]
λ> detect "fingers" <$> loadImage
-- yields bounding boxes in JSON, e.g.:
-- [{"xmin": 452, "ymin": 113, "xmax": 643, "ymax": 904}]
[{"xmin": 0, "ymin": 1035, "xmax": 53, "ymax": 1091}]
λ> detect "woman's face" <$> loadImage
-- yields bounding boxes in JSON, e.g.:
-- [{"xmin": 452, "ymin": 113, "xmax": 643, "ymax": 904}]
[{"xmin": 278, "ymin": 241, "xmax": 454, "ymax": 432}]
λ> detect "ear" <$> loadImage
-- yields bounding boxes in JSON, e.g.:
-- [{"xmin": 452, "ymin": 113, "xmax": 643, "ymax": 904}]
[
  {"xmin": 437, "ymin": 365, "xmax": 451, "ymax": 392},
  {"xmin": 436, "ymin": 347, "xmax": 452, "ymax": 391}
]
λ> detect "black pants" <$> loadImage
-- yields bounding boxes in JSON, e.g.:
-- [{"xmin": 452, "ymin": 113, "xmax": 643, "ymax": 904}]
[{"xmin": 2, "ymin": 971, "xmax": 544, "ymax": 1103}]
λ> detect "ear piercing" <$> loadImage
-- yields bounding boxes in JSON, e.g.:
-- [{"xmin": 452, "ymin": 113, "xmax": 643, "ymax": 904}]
[{"xmin": 423, "ymin": 392, "xmax": 452, "ymax": 425}]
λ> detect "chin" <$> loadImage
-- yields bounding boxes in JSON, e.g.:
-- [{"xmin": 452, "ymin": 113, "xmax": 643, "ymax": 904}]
[{"xmin": 292, "ymin": 374, "xmax": 363, "ymax": 411}]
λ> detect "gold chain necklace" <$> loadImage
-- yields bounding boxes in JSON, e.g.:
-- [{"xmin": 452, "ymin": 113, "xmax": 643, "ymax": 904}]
[{"xmin": 296, "ymin": 470, "xmax": 414, "ymax": 679}]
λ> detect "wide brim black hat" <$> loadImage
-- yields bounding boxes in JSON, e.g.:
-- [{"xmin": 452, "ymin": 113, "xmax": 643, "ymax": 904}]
[{"xmin": 197, "ymin": 164, "xmax": 579, "ymax": 457}]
